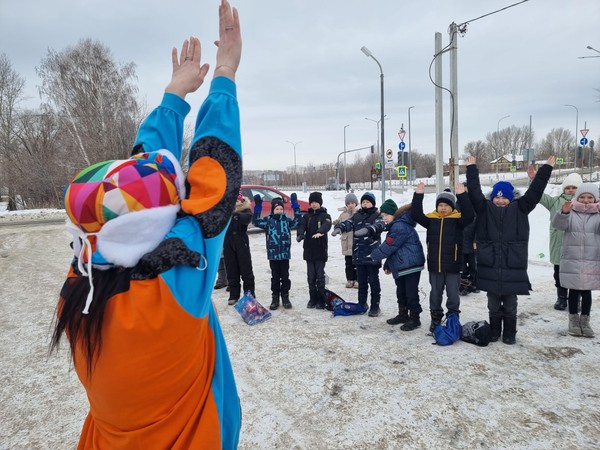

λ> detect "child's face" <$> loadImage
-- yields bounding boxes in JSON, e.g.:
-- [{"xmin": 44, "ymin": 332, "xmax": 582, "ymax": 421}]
[
  {"xmin": 310, "ymin": 201, "xmax": 320, "ymax": 210},
  {"xmin": 577, "ymin": 193, "xmax": 596, "ymax": 204},
  {"xmin": 273, "ymin": 205, "xmax": 284, "ymax": 215},
  {"xmin": 436, "ymin": 203, "xmax": 453, "ymax": 217},
  {"xmin": 361, "ymin": 199, "xmax": 373, "ymax": 209},
  {"xmin": 381, "ymin": 212, "xmax": 393, "ymax": 224},
  {"xmin": 563, "ymin": 185, "xmax": 578, "ymax": 196},
  {"xmin": 492, "ymin": 196, "xmax": 510, "ymax": 207},
  {"xmin": 346, "ymin": 201, "xmax": 357, "ymax": 211}
]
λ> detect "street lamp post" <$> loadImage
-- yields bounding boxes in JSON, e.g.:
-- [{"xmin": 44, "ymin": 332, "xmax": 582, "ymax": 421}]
[
  {"xmin": 343, "ymin": 124, "xmax": 350, "ymax": 190},
  {"xmin": 408, "ymin": 106, "xmax": 415, "ymax": 182},
  {"xmin": 496, "ymin": 115, "xmax": 510, "ymax": 178},
  {"xmin": 285, "ymin": 140, "xmax": 302, "ymax": 186},
  {"xmin": 361, "ymin": 46, "xmax": 386, "ymax": 201},
  {"xmin": 564, "ymin": 104, "xmax": 579, "ymax": 170}
]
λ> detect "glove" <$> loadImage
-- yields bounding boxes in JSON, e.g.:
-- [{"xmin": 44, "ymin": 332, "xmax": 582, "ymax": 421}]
[
  {"xmin": 331, "ymin": 228, "xmax": 341, "ymax": 237},
  {"xmin": 354, "ymin": 227, "xmax": 369, "ymax": 237},
  {"xmin": 290, "ymin": 192, "xmax": 300, "ymax": 210},
  {"xmin": 253, "ymin": 194, "xmax": 263, "ymax": 213},
  {"xmin": 296, "ymin": 234, "xmax": 304, "ymax": 242}
]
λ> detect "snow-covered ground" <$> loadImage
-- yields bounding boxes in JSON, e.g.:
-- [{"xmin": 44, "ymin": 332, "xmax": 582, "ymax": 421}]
[{"xmin": 1, "ymin": 179, "xmax": 600, "ymax": 449}]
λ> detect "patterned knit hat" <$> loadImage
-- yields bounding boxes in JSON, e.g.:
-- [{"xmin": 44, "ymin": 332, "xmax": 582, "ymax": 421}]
[
  {"xmin": 436, "ymin": 191, "xmax": 456, "ymax": 210},
  {"xmin": 64, "ymin": 150, "xmax": 185, "ymax": 313},
  {"xmin": 360, "ymin": 192, "xmax": 376, "ymax": 207},
  {"xmin": 491, "ymin": 181, "xmax": 514, "ymax": 202}
]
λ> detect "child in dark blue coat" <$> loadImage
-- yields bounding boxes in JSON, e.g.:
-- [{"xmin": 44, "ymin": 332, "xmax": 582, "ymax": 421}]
[
  {"xmin": 332, "ymin": 192, "xmax": 385, "ymax": 317},
  {"xmin": 370, "ymin": 199, "xmax": 426, "ymax": 330},
  {"xmin": 252, "ymin": 193, "xmax": 302, "ymax": 310}
]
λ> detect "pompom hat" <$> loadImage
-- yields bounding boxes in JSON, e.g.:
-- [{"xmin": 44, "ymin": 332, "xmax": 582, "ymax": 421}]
[
  {"xmin": 64, "ymin": 150, "xmax": 185, "ymax": 313},
  {"xmin": 490, "ymin": 181, "xmax": 514, "ymax": 202}
]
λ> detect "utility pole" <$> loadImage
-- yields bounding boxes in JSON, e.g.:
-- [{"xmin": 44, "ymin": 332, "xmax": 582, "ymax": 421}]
[
  {"xmin": 434, "ymin": 32, "xmax": 444, "ymax": 195},
  {"xmin": 449, "ymin": 22, "xmax": 459, "ymax": 190}
]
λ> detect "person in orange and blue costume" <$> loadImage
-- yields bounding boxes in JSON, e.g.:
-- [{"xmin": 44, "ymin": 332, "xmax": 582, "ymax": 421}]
[{"xmin": 51, "ymin": 2, "xmax": 243, "ymax": 448}]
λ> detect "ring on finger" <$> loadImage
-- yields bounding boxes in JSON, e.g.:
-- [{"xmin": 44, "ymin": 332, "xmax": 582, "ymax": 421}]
[
  {"xmin": 184, "ymin": 57, "xmax": 192, "ymax": 61},
  {"xmin": 225, "ymin": 27, "xmax": 234, "ymax": 31}
]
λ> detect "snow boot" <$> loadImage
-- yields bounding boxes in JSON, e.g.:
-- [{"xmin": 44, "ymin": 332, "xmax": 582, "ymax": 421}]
[
  {"xmin": 489, "ymin": 315, "xmax": 502, "ymax": 342},
  {"xmin": 400, "ymin": 311, "xmax": 421, "ymax": 331},
  {"xmin": 368, "ymin": 303, "xmax": 381, "ymax": 317},
  {"xmin": 554, "ymin": 287, "xmax": 568, "ymax": 311},
  {"xmin": 227, "ymin": 297, "xmax": 237, "ymax": 306},
  {"xmin": 281, "ymin": 294, "xmax": 292, "ymax": 310},
  {"xmin": 580, "ymin": 315, "xmax": 594, "ymax": 338},
  {"xmin": 307, "ymin": 291, "xmax": 318, "ymax": 309},
  {"xmin": 502, "ymin": 316, "xmax": 517, "ymax": 345},
  {"xmin": 269, "ymin": 294, "xmax": 280, "ymax": 311},
  {"xmin": 568, "ymin": 314, "xmax": 582, "ymax": 336},
  {"xmin": 387, "ymin": 305, "xmax": 409, "ymax": 325},
  {"xmin": 345, "ymin": 280, "xmax": 354, "ymax": 288},
  {"xmin": 429, "ymin": 312, "xmax": 444, "ymax": 332}
]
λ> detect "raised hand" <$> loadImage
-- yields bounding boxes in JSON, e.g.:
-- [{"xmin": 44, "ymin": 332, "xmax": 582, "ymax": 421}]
[
  {"xmin": 466, "ymin": 155, "xmax": 476, "ymax": 166},
  {"xmin": 455, "ymin": 183, "xmax": 465, "ymax": 195},
  {"xmin": 165, "ymin": 36, "xmax": 210, "ymax": 99},
  {"xmin": 416, "ymin": 181, "xmax": 425, "ymax": 194},
  {"xmin": 290, "ymin": 193, "xmax": 300, "ymax": 209},
  {"xmin": 214, "ymin": 0, "xmax": 241, "ymax": 81},
  {"xmin": 546, "ymin": 155, "xmax": 556, "ymax": 167},
  {"xmin": 561, "ymin": 200, "xmax": 572, "ymax": 214},
  {"xmin": 527, "ymin": 164, "xmax": 537, "ymax": 180},
  {"xmin": 253, "ymin": 194, "xmax": 262, "ymax": 208}
]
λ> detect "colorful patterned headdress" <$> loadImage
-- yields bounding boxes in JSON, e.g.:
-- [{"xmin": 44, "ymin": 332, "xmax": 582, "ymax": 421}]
[{"xmin": 64, "ymin": 150, "xmax": 185, "ymax": 313}]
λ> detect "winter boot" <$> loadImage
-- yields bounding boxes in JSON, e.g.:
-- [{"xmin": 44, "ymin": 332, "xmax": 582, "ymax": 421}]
[
  {"xmin": 269, "ymin": 294, "xmax": 280, "ymax": 311},
  {"xmin": 568, "ymin": 314, "xmax": 582, "ymax": 336},
  {"xmin": 307, "ymin": 291, "xmax": 318, "ymax": 309},
  {"xmin": 489, "ymin": 315, "xmax": 502, "ymax": 342},
  {"xmin": 429, "ymin": 312, "xmax": 444, "ymax": 332},
  {"xmin": 502, "ymin": 316, "xmax": 517, "ymax": 345},
  {"xmin": 214, "ymin": 257, "xmax": 228, "ymax": 290},
  {"xmin": 400, "ymin": 311, "xmax": 421, "ymax": 331},
  {"xmin": 227, "ymin": 297, "xmax": 238, "ymax": 306},
  {"xmin": 580, "ymin": 315, "xmax": 594, "ymax": 338},
  {"xmin": 387, "ymin": 305, "xmax": 409, "ymax": 325},
  {"xmin": 281, "ymin": 294, "xmax": 292, "ymax": 310},
  {"xmin": 315, "ymin": 291, "xmax": 326, "ymax": 310},
  {"xmin": 345, "ymin": 280, "xmax": 355, "ymax": 288},
  {"xmin": 353, "ymin": 282, "xmax": 359, "ymax": 290},
  {"xmin": 554, "ymin": 287, "xmax": 568, "ymax": 311},
  {"xmin": 368, "ymin": 303, "xmax": 381, "ymax": 317}
]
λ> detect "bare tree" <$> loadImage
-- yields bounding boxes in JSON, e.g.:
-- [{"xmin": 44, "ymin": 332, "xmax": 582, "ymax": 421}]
[
  {"xmin": 36, "ymin": 39, "xmax": 142, "ymax": 168},
  {"xmin": 486, "ymin": 125, "xmax": 535, "ymax": 158},
  {"xmin": 537, "ymin": 128, "xmax": 574, "ymax": 161},
  {"xmin": 462, "ymin": 140, "xmax": 491, "ymax": 169},
  {"xmin": 410, "ymin": 151, "xmax": 436, "ymax": 178}
]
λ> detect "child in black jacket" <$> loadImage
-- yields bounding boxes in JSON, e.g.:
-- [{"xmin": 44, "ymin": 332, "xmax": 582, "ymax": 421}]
[{"xmin": 297, "ymin": 192, "xmax": 332, "ymax": 309}]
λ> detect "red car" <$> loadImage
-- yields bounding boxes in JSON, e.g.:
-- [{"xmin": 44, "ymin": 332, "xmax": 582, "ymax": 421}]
[{"xmin": 240, "ymin": 185, "xmax": 310, "ymax": 221}]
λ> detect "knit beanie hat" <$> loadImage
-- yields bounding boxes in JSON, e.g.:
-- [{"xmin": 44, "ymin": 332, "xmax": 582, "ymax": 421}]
[
  {"xmin": 491, "ymin": 181, "xmax": 514, "ymax": 202},
  {"xmin": 380, "ymin": 199, "xmax": 398, "ymax": 215},
  {"xmin": 574, "ymin": 182, "xmax": 599, "ymax": 202},
  {"xmin": 561, "ymin": 173, "xmax": 583, "ymax": 192},
  {"xmin": 64, "ymin": 150, "xmax": 185, "ymax": 313},
  {"xmin": 271, "ymin": 197, "xmax": 285, "ymax": 213},
  {"xmin": 360, "ymin": 192, "xmax": 376, "ymax": 207},
  {"xmin": 308, "ymin": 191, "xmax": 323, "ymax": 206},
  {"xmin": 436, "ymin": 191, "xmax": 456, "ymax": 210},
  {"xmin": 345, "ymin": 193, "xmax": 359, "ymax": 206}
]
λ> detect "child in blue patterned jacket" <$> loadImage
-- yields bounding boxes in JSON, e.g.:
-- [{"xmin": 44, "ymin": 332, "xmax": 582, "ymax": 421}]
[{"xmin": 252, "ymin": 194, "xmax": 302, "ymax": 310}]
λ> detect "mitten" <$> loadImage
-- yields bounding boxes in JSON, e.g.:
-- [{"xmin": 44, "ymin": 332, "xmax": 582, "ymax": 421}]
[
  {"xmin": 296, "ymin": 234, "xmax": 305, "ymax": 242},
  {"xmin": 331, "ymin": 227, "xmax": 341, "ymax": 237},
  {"xmin": 290, "ymin": 193, "xmax": 300, "ymax": 210},
  {"xmin": 354, "ymin": 227, "xmax": 369, "ymax": 237}
]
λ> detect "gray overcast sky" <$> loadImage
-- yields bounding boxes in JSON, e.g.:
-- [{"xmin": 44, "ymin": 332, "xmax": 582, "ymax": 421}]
[{"xmin": 1, "ymin": 0, "xmax": 599, "ymax": 171}]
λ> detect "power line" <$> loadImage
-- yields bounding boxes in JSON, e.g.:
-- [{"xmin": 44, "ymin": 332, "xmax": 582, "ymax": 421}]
[{"xmin": 458, "ymin": 0, "xmax": 530, "ymax": 28}]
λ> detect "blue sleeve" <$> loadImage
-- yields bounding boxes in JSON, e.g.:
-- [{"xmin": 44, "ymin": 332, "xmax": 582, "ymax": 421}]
[
  {"xmin": 133, "ymin": 93, "xmax": 191, "ymax": 159},
  {"xmin": 289, "ymin": 208, "xmax": 303, "ymax": 229}
]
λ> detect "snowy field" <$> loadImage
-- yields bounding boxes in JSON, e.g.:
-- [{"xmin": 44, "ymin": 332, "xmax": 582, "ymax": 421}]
[{"xmin": 1, "ymin": 181, "xmax": 600, "ymax": 449}]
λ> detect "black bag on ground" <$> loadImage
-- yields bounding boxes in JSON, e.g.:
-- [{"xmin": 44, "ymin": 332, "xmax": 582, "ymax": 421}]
[{"xmin": 461, "ymin": 320, "xmax": 491, "ymax": 347}]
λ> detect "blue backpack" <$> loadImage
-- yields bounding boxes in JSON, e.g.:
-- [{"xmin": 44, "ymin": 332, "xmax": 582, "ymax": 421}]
[
  {"xmin": 332, "ymin": 302, "xmax": 368, "ymax": 316},
  {"xmin": 433, "ymin": 313, "xmax": 462, "ymax": 345}
]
